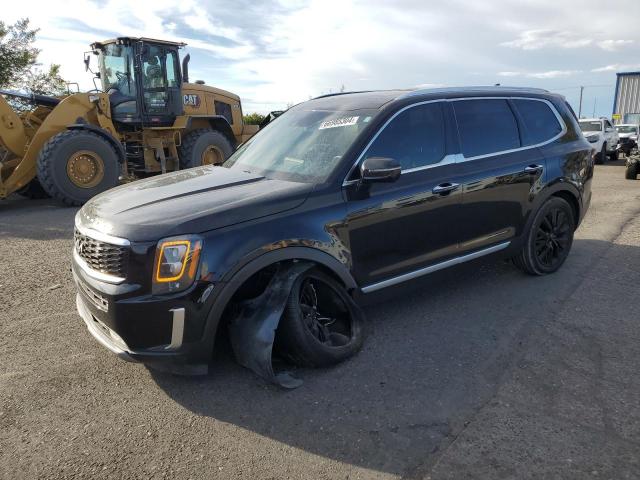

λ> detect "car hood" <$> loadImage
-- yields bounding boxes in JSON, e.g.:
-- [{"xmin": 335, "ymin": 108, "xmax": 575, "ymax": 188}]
[
  {"xmin": 619, "ymin": 132, "xmax": 637, "ymax": 139},
  {"xmin": 77, "ymin": 166, "xmax": 314, "ymax": 242}
]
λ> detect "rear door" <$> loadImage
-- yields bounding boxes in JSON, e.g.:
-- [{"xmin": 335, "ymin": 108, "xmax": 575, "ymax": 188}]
[
  {"xmin": 343, "ymin": 101, "xmax": 464, "ymax": 287},
  {"xmin": 452, "ymin": 98, "xmax": 563, "ymax": 253}
]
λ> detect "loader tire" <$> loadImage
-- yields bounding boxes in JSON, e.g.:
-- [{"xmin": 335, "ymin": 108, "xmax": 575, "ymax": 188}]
[
  {"xmin": 625, "ymin": 162, "xmax": 639, "ymax": 180},
  {"xmin": 179, "ymin": 129, "xmax": 233, "ymax": 169},
  {"xmin": 17, "ymin": 178, "xmax": 49, "ymax": 199},
  {"xmin": 37, "ymin": 130, "xmax": 120, "ymax": 206}
]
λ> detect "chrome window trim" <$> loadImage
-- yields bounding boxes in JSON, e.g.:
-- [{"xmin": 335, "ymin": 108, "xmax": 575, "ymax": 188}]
[
  {"xmin": 342, "ymin": 96, "xmax": 567, "ymax": 186},
  {"xmin": 73, "ymin": 248, "xmax": 126, "ymax": 284},
  {"xmin": 75, "ymin": 222, "xmax": 131, "ymax": 246},
  {"xmin": 361, "ymin": 241, "xmax": 510, "ymax": 293}
]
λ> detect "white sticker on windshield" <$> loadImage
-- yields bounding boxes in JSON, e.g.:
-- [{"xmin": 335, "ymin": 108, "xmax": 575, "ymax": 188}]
[{"xmin": 319, "ymin": 116, "xmax": 359, "ymax": 129}]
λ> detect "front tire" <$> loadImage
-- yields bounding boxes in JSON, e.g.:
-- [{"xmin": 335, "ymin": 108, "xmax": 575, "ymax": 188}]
[
  {"xmin": 608, "ymin": 148, "xmax": 619, "ymax": 161},
  {"xmin": 595, "ymin": 143, "xmax": 606, "ymax": 164},
  {"xmin": 275, "ymin": 269, "xmax": 364, "ymax": 368},
  {"xmin": 513, "ymin": 197, "xmax": 575, "ymax": 276},
  {"xmin": 625, "ymin": 162, "xmax": 639, "ymax": 180},
  {"xmin": 36, "ymin": 130, "xmax": 120, "ymax": 206},
  {"xmin": 179, "ymin": 129, "xmax": 234, "ymax": 169}
]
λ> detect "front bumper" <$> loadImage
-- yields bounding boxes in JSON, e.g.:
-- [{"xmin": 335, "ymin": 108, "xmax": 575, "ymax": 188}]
[
  {"xmin": 72, "ymin": 255, "xmax": 215, "ymax": 375},
  {"xmin": 76, "ymin": 293, "xmax": 135, "ymax": 362}
]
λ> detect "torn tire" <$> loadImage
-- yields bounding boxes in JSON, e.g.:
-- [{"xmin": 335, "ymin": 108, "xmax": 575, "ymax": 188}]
[{"xmin": 275, "ymin": 269, "xmax": 364, "ymax": 368}]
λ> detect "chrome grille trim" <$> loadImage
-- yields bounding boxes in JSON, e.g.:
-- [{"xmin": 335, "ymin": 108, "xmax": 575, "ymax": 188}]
[
  {"xmin": 73, "ymin": 227, "xmax": 130, "ymax": 284},
  {"xmin": 75, "ymin": 275, "xmax": 109, "ymax": 312}
]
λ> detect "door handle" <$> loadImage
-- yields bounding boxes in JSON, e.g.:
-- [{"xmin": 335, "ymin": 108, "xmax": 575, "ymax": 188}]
[
  {"xmin": 524, "ymin": 164, "xmax": 544, "ymax": 175},
  {"xmin": 432, "ymin": 182, "xmax": 460, "ymax": 195}
]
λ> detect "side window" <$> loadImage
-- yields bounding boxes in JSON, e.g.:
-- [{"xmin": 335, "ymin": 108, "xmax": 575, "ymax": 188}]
[
  {"xmin": 215, "ymin": 100, "xmax": 234, "ymax": 125},
  {"xmin": 454, "ymin": 99, "xmax": 520, "ymax": 157},
  {"xmin": 165, "ymin": 51, "xmax": 179, "ymax": 87},
  {"xmin": 364, "ymin": 102, "xmax": 445, "ymax": 171},
  {"xmin": 513, "ymin": 99, "xmax": 563, "ymax": 146}
]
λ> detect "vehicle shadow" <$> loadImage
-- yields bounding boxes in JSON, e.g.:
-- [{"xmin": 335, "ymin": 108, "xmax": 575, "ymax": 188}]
[{"xmin": 149, "ymin": 238, "xmax": 633, "ymax": 476}]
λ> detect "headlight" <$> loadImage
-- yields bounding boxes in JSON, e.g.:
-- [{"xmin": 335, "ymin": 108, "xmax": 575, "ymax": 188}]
[
  {"xmin": 586, "ymin": 134, "xmax": 599, "ymax": 143},
  {"xmin": 152, "ymin": 235, "xmax": 203, "ymax": 295}
]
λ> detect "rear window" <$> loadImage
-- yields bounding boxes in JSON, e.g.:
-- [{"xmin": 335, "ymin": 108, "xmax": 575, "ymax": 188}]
[
  {"xmin": 513, "ymin": 99, "xmax": 563, "ymax": 146},
  {"xmin": 453, "ymin": 99, "xmax": 520, "ymax": 157},
  {"xmin": 215, "ymin": 100, "xmax": 233, "ymax": 125},
  {"xmin": 579, "ymin": 121, "xmax": 602, "ymax": 132}
]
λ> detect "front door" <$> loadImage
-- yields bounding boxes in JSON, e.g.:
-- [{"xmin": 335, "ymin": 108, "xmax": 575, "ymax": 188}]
[
  {"xmin": 343, "ymin": 101, "xmax": 464, "ymax": 288},
  {"xmin": 137, "ymin": 43, "xmax": 183, "ymax": 126}
]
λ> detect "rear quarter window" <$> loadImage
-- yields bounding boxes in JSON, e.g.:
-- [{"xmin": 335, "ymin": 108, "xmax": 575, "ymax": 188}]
[
  {"xmin": 453, "ymin": 99, "xmax": 520, "ymax": 158},
  {"xmin": 512, "ymin": 99, "xmax": 563, "ymax": 146}
]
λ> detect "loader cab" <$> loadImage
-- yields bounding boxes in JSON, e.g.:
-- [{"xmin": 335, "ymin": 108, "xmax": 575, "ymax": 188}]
[{"xmin": 92, "ymin": 37, "xmax": 185, "ymax": 127}]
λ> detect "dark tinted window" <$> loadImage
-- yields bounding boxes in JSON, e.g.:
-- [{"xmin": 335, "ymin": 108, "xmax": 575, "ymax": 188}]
[
  {"xmin": 454, "ymin": 99, "xmax": 520, "ymax": 157},
  {"xmin": 513, "ymin": 99, "xmax": 562, "ymax": 145},
  {"xmin": 215, "ymin": 100, "xmax": 233, "ymax": 124},
  {"xmin": 365, "ymin": 102, "xmax": 445, "ymax": 170}
]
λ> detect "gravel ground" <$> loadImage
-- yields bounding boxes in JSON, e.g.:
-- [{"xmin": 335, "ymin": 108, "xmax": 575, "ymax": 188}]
[{"xmin": 1, "ymin": 160, "xmax": 640, "ymax": 479}]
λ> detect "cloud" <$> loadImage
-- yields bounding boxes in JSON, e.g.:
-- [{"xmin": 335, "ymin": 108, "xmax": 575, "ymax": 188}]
[
  {"xmin": 7, "ymin": 0, "xmax": 640, "ymax": 116},
  {"xmin": 497, "ymin": 70, "xmax": 581, "ymax": 79},
  {"xmin": 501, "ymin": 30, "xmax": 592, "ymax": 50},
  {"xmin": 597, "ymin": 39, "xmax": 634, "ymax": 51},
  {"xmin": 592, "ymin": 63, "xmax": 640, "ymax": 73},
  {"xmin": 502, "ymin": 29, "xmax": 633, "ymax": 52}
]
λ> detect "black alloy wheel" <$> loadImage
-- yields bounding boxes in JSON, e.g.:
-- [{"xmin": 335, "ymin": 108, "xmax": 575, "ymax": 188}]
[
  {"xmin": 298, "ymin": 278, "xmax": 351, "ymax": 347},
  {"xmin": 276, "ymin": 269, "xmax": 364, "ymax": 367},
  {"xmin": 533, "ymin": 207, "xmax": 572, "ymax": 270},
  {"xmin": 512, "ymin": 197, "xmax": 575, "ymax": 276}
]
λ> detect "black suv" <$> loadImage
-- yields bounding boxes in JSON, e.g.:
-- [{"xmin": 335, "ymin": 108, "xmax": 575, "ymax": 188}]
[{"xmin": 72, "ymin": 87, "xmax": 593, "ymax": 382}]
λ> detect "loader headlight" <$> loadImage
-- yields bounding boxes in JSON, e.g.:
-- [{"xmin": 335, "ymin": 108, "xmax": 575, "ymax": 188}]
[{"xmin": 152, "ymin": 235, "xmax": 202, "ymax": 294}]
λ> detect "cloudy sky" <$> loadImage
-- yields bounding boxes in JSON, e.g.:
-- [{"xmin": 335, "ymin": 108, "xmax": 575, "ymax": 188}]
[{"xmin": 6, "ymin": 0, "xmax": 640, "ymax": 115}]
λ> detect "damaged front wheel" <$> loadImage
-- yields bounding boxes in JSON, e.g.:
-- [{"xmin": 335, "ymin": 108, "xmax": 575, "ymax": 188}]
[{"xmin": 276, "ymin": 270, "xmax": 364, "ymax": 368}]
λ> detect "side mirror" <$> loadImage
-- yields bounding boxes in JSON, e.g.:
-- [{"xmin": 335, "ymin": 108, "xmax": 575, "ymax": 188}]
[
  {"xmin": 360, "ymin": 157, "xmax": 401, "ymax": 183},
  {"xmin": 84, "ymin": 54, "xmax": 91, "ymax": 72}
]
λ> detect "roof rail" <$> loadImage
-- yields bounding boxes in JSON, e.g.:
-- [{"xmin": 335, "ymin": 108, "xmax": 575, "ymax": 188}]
[{"xmin": 400, "ymin": 85, "xmax": 550, "ymax": 99}]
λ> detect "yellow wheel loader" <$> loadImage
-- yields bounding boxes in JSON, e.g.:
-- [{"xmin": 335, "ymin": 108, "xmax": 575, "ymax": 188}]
[{"xmin": 0, "ymin": 37, "xmax": 260, "ymax": 205}]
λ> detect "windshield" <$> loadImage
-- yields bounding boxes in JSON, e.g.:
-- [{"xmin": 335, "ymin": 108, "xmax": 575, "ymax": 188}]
[
  {"xmin": 579, "ymin": 121, "xmax": 602, "ymax": 132},
  {"xmin": 616, "ymin": 125, "xmax": 637, "ymax": 134},
  {"xmin": 98, "ymin": 44, "xmax": 136, "ymax": 97},
  {"xmin": 223, "ymin": 108, "xmax": 378, "ymax": 183}
]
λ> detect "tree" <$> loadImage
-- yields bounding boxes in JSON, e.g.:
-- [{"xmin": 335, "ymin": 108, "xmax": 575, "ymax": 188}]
[
  {"xmin": 0, "ymin": 18, "xmax": 66, "ymax": 96},
  {"xmin": 243, "ymin": 112, "xmax": 265, "ymax": 125}
]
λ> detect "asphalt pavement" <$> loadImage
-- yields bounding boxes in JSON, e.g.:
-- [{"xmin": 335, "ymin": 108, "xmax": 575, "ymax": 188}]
[{"xmin": 1, "ymin": 160, "xmax": 640, "ymax": 479}]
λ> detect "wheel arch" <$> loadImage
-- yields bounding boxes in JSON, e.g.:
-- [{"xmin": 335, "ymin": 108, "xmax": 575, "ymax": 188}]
[
  {"xmin": 185, "ymin": 115, "xmax": 237, "ymax": 149},
  {"xmin": 201, "ymin": 246, "xmax": 357, "ymax": 348},
  {"xmin": 67, "ymin": 122, "xmax": 125, "ymax": 162}
]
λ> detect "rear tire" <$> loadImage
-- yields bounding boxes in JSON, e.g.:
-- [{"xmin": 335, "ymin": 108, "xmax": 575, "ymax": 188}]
[
  {"xmin": 275, "ymin": 269, "xmax": 364, "ymax": 368},
  {"xmin": 625, "ymin": 162, "xmax": 639, "ymax": 180},
  {"xmin": 178, "ymin": 129, "xmax": 234, "ymax": 169},
  {"xmin": 36, "ymin": 130, "xmax": 120, "ymax": 206},
  {"xmin": 17, "ymin": 178, "xmax": 49, "ymax": 199},
  {"xmin": 513, "ymin": 197, "xmax": 575, "ymax": 276}
]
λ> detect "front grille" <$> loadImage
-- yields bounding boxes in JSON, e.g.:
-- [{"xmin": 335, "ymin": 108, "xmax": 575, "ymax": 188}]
[
  {"xmin": 620, "ymin": 137, "xmax": 632, "ymax": 144},
  {"xmin": 74, "ymin": 228, "xmax": 129, "ymax": 279}
]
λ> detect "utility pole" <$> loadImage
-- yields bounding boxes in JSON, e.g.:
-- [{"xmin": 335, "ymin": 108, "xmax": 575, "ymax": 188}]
[
  {"xmin": 578, "ymin": 86, "xmax": 584, "ymax": 118},
  {"xmin": 592, "ymin": 98, "xmax": 597, "ymax": 118}
]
